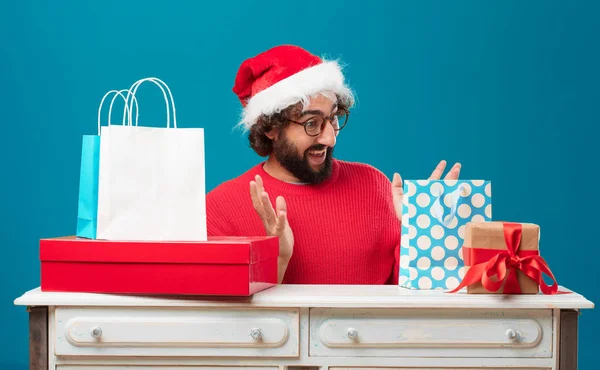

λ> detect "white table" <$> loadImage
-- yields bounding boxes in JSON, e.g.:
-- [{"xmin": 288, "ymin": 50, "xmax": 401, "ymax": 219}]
[{"xmin": 14, "ymin": 284, "xmax": 594, "ymax": 370}]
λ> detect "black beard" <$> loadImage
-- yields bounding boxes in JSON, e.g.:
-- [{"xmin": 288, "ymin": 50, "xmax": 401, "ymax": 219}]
[{"xmin": 272, "ymin": 135, "xmax": 334, "ymax": 184}]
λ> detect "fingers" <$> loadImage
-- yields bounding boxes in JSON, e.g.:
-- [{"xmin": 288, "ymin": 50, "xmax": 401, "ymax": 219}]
[
  {"xmin": 255, "ymin": 174, "xmax": 265, "ymax": 194},
  {"xmin": 250, "ymin": 175, "xmax": 273, "ymax": 230},
  {"xmin": 444, "ymin": 163, "xmax": 462, "ymax": 180},
  {"xmin": 250, "ymin": 175, "xmax": 267, "ymax": 213},
  {"xmin": 250, "ymin": 174, "xmax": 287, "ymax": 235},
  {"xmin": 391, "ymin": 172, "xmax": 404, "ymax": 198},
  {"xmin": 255, "ymin": 174, "xmax": 278, "ymax": 223},
  {"xmin": 392, "ymin": 173, "xmax": 403, "ymax": 191},
  {"xmin": 275, "ymin": 195, "xmax": 287, "ymax": 214},
  {"xmin": 249, "ymin": 180, "xmax": 264, "ymax": 216},
  {"xmin": 429, "ymin": 160, "xmax": 461, "ymax": 180},
  {"xmin": 261, "ymin": 190, "xmax": 278, "ymax": 226},
  {"xmin": 391, "ymin": 173, "xmax": 405, "ymax": 222},
  {"xmin": 275, "ymin": 196, "xmax": 288, "ymax": 234},
  {"xmin": 429, "ymin": 160, "xmax": 447, "ymax": 180}
]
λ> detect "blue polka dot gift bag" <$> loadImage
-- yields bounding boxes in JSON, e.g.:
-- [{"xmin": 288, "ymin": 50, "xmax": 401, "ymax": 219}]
[{"xmin": 399, "ymin": 180, "xmax": 492, "ymax": 290}]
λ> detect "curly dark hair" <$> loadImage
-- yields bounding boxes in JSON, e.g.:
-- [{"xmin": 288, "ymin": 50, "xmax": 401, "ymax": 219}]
[{"xmin": 248, "ymin": 94, "xmax": 352, "ymax": 157}]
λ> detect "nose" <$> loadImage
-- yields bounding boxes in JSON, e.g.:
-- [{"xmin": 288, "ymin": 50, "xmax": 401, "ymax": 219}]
[{"xmin": 317, "ymin": 121, "xmax": 336, "ymax": 147}]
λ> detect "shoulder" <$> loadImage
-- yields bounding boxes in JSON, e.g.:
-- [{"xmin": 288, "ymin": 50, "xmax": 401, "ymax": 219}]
[
  {"xmin": 334, "ymin": 160, "xmax": 392, "ymax": 199},
  {"xmin": 336, "ymin": 160, "xmax": 391, "ymax": 183},
  {"xmin": 207, "ymin": 163, "xmax": 261, "ymax": 201}
]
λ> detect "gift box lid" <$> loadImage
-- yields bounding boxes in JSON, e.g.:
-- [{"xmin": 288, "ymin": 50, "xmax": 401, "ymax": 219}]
[{"xmin": 40, "ymin": 236, "xmax": 279, "ymax": 265}]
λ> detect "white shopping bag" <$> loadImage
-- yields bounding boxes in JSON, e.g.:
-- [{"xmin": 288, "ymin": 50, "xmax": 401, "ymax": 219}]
[{"xmin": 96, "ymin": 77, "xmax": 207, "ymax": 241}]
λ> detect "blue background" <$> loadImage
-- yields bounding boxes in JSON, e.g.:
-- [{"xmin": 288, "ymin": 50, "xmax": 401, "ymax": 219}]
[{"xmin": 1, "ymin": 1, "xmax": 598, "ymax": 368}]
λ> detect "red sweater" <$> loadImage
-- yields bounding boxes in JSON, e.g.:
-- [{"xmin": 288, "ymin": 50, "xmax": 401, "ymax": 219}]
[{"xmin": 206, "ymin": 159, "xmax": 400, "ymax": 285}]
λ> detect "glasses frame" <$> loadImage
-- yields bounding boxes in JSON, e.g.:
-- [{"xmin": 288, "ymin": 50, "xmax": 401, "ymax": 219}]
[{"xmin": 288, "ymin": 111, "xmax": 350, "ymax": 137}]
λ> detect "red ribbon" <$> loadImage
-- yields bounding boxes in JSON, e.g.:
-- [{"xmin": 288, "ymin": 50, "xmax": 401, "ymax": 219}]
[{"xmin": 448, "ymin": 222, "xmax": 561, "ymax": 294}]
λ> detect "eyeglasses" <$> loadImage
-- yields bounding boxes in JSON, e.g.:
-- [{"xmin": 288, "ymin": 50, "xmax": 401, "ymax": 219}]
[{"xmin": 288, "ymin": 111, "xmax": 349, "ymax": 137}]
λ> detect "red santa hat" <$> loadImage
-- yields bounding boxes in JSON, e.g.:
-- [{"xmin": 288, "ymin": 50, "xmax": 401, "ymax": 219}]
[{"xmin": 232, "ymin": 45, "xmax": 354, "ymax": 130}]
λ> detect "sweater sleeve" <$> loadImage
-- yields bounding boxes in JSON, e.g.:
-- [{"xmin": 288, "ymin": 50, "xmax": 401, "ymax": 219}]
[
  {"xmin": 369, "ymin": 165, "xmax": 401, "ymax": 286},
  {"xmin": 384, "ymin": 206, "xmax": 401, "ymax": 285},
  {"xmin": 383, "ymin": 169, "xmax": 401, "ymax": 285},
  {"xmin": 386, "ymin": 240, "xmax": 400, "ymax": 285}
]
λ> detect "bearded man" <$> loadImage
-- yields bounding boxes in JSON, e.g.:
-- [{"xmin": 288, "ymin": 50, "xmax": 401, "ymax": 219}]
[{"xmin": 206, "ymin": 45, "xmax": 461, "ymax": 284}]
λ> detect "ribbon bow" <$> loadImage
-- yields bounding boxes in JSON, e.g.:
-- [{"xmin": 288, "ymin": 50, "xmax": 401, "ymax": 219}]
[{"xmin": 448, "ymin": 223, "xmax": 560, "ymax": 294}]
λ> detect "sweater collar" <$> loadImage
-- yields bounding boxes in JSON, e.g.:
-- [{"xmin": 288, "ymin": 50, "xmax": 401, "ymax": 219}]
[{"xmin": 251, "ymin": 159, "xmax": 341, "ymax": 196}]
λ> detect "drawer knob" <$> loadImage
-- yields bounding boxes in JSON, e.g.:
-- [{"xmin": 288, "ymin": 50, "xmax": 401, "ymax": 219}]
[
  {"xmin": 505, "ymin": 328, "xmax": 519, "ymax": 340},
  {"xmin": 250, "ymin": 328, "xmax": 262, "ymax": 340},
  {"xmin": 90, "ymin": 326, "xmax": 102, "ymax": 338},
  {"xmin": 346, "ymin": 327, "xmax": 358, "ymax": 339}
]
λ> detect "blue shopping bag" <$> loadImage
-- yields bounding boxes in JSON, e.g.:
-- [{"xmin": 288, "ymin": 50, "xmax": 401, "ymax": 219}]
[
  {"xmin": 75, "ymin": 135, "xmax": 101, "ymax": 238},
  {"xmin": 399, "ymin": 180, "xmax": 492, "ymax": 290},
  {"xmin": 75, "ymin": 89, "xmax": 137, "ymax": 239}
]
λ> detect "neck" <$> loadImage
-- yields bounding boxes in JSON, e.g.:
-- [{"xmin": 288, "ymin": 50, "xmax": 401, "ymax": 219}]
[{"xmin": 263, "ymin": 156, "xmax": 302, "ymax": 183}]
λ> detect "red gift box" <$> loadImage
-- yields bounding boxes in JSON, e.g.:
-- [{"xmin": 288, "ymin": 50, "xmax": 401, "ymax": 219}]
[{"xmin": 40, "ymin": 235, "xmax": 279, "ymax": 296}]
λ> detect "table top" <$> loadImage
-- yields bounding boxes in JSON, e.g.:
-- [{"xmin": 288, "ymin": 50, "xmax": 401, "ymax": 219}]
[{"xmin": 13, "ymin": 285, "xmax": 594, "ymax": 309}]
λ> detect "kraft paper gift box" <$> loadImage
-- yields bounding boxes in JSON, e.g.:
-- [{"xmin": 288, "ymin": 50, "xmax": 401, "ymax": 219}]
[
  {"xmin": 40, "ymin": 236, "xmax": 279, "ymax": 296},
  {"xmin": 399, "ymin": 180, "xmax": 492, "ymax": 290},
  {"xmin": 448, "ymin": 221, "xmax": 560, "ymax": 295}
]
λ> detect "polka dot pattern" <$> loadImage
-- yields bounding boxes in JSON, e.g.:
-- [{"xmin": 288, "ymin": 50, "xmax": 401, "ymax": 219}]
[
  {"xmin": 417, "ymin": 235, "xmax": 431, "ymax": 250},
  {"xmin": 431, "ymin": 267, "xmax": 445, "ymax": 280},
  {"xmin": 417, "ymin": 193, "xmax": 431, "ymax": 207},
  {"xmin": 458, "ymin": 225, "xmax": 466, "ymax": 239},
  {"xmin": 445, "ymin": 235, "xmax": 459, "ymax": 250},
  {"xmin": 460, "ymin": 183, "xmax": 472, "ymax": 197},
  {"xmin": 431, "ymin": 225, "xmax": 445, "ymax": 239},
  {"xmin": 408, "ymin": 246, "xmax": 418, "ymax": 261},
  {"xmin": 409, "ymin": 225, "xmax": 417, "ymax": 239},
  {"xmin": 430, "ymin": 182, "xmax": 444, "ymax": 197},
  {"xmin": 444, "ymin": 257, "xmax": 459, "ymax": 271},
  {"xmin": 431, "ymin": 246, "xmax": 445, "ymax": 261},
  {"xmin": 417, "ymin": 256, "xmax": 431, "ymax": 270},
  {"xmin": 408, "ymin": 204, "xmax": 417, "ymax": 218},
  {"xmin": 418, "ymin": 276, "xmax": 433, "ymax": 289},
  {"xmin": 445, "ymin": 277, "xmax": 460, "ymax": 290},
  {"xmin": 471, "ymin": 193, "xmax": 486, "ymax": 208},
  {"xmin": 399, "ymin": 180, "xmax": 492, "ymax": 290},
  {"xmin": 471, "ymin": 214, "xmax": 486, "ymax": 223},
  {"xmin": 446, "ymin": 215, "xmax": 459, "ymax": 229},
  {"xmin": 417, "ymin": 214, "xmax": 431, "ymax": 229},
  {"xmin": 457, "ymin": 204, "xmax": 472, "ymax": 218}
]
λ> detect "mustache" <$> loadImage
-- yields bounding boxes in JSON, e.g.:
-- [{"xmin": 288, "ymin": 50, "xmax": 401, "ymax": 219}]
[{"xmin": 306, "ymin": 145, "xmax": 327, "ymax": 152}]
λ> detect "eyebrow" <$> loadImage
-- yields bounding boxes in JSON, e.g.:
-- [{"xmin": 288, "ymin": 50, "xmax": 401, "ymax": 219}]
[{"xmin": 299, "ymin": 103, "xmax": 338, "ymax": 117}]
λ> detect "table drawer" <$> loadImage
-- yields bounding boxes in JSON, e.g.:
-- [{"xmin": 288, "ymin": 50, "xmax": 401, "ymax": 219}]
[
  {"xmin": 58, "ymin": 367, "xmax": 278, "ymax": 370},
  {"xmin": 330, "ymin": 368, "xmax": 551, "ymax": 370},
  {"xmin": 55, "ymin": 307, "xmax": 299, "ymax": 357},
  {"xmin": 309, "ymin": 308, "xmax": 552, "ymax": 358}
]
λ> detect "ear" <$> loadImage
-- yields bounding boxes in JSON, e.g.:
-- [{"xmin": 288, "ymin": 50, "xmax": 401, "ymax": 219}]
[{"xmin": 265, "ymin": 128, "xmax": 278, "ymax": 140}]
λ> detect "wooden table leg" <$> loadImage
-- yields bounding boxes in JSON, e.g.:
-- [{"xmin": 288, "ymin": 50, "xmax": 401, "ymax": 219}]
[
  {"xmin": 28, "ymin": 306, "xmax": 48, "ymax": 370},
  {"xmin": 559, "ymin": 309, "xmax": 579, "ymax": 370}
]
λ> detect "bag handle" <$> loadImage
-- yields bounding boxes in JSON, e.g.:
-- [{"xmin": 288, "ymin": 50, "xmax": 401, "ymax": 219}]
[
  {"xmin": 122, "ymin": 77, "xmax": 177, "ymax": 128},
  {"xmin": 430, "ymin": 183, "xmax": 467, "ymax": 227},
  {"xmin": 108, "ymin": 89, "xmax": 139, "ymax": 127},
  {"xmin": 97, "ymin": 90, "xmax": 138, "ymax": 135}
]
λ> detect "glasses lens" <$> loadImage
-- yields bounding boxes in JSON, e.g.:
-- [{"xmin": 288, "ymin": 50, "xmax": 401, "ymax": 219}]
[
  {"xmin": 305, "ymin": 117, "xmax": 323, "ymax": 136},
  {"xmin": 336, "ymin": 113, "xmax": 348, "ymax": 130},
  {"xmin": 331, "ymin": 116, "xmax": 340, "ymax": 130}
]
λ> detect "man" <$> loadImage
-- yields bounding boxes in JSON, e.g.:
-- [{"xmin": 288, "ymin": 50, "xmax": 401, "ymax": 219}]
[{"xmin": 206, "ymin": 45, "xmax": 461, "ymax": 284}]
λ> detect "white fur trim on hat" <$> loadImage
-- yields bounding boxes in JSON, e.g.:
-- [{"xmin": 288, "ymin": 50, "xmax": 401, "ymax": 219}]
[{"xmin": 238, "ymin": 60, "xmax": 354, "ymax": 131}]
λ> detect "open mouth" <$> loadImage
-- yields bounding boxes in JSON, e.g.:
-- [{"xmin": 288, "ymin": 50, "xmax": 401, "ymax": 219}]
[{"xmin": 307, "ymin": 148, "xmax": 327, "ymax": 165}]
